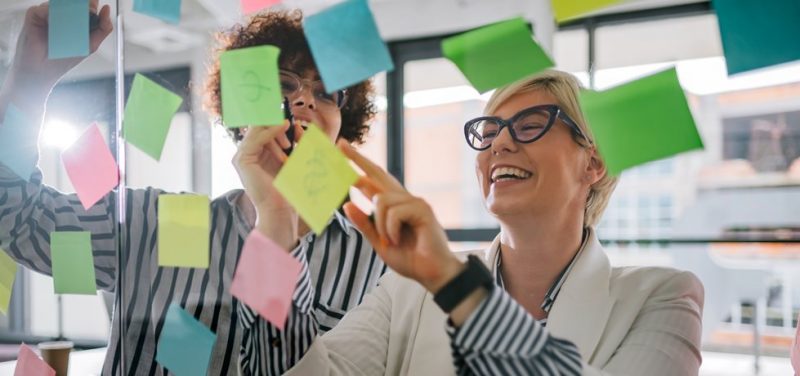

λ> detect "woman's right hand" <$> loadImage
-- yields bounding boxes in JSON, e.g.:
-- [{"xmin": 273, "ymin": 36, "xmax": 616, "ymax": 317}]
[
  {"xmin": 6, "ymin": 0, "xmax": 113, "ymax": 96},
  {"xmin": 233, "ymin": 122, "xmax": 305, "ymax": 249}
]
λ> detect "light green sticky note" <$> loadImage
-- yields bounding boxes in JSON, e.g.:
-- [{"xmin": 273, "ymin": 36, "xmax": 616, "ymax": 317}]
[
  {"xmin": 50, "ymin": 232, "xmax": 97, "ymax": 295},
  {"xmin": 0, "ymin": 250, "xmax": 17, "ymax": 314},
  {"xmin": 273, "ymin": 125, "xmax": 359, "ymax": 234},
  {"xmin": 221, "ymin": 45, "xmax": 284, "ymax": 128},
  {"xmin": 123, "ymin": 74, "xmax": 183, "ymax": 161},
  {"xmin": 579, "ymin": 68, "xmax": 704, "ymax": 175},
  {"xmin": 551, "ymin": 0, "xmax": 626, "ymax": 23},
  {"xmin": 442, "ymin": 17, "xmax": 553, "ymax": 93},
  {"xmin": 158, "ymin": 194, "xmax": 210, "ymax": 268}
]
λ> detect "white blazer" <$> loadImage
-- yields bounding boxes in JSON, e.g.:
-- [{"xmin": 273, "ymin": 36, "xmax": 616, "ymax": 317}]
[{"xmin": 286, "ymin": 231, "xmax": 704, "ymax": 375}]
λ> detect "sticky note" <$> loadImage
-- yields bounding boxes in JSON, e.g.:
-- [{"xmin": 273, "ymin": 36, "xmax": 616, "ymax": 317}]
[
  {"xmin": 221, "ymin": 46, "xmax": 283, "ymax": 127},
  {"xmin": 48, "ymin": 0, "xmax": 89, "ymax": 59},
  {"xmin": 158, "ymin": 194, "xmax": 210, "ymax": 268},
  {"xmin": 61, "ymin": 124, "xmax": 119, "ymax": 210},
  {"xmin": 156, "ymin": 304, "xmax": 216, "ymax": 376},
  {"xmin": 0, "ymin": 104, "xmax": 38, "ymax": 181},
  {"xmin": 274, "ymin": 124, "xmax": 358, "ymax": 234},
  {"xmin": 231, "ymin": 230, "xmax": 301, "ymax": 330},
  {"xmin": 0, "ymin": 250, "xmax": 17, "ymax": 315},
  {"xmin": 579, "ymin": 68, "xmax": 704, "ymax": 175},
  {"xmin": 241, "ymin": 0, "xmax": 281, "ymax": 14},
  {"xmin": 442, "ymin": 17, "xmax": 554, "ymax": 93},
  {"xmin": 122, "ymin": 74, "xmax": 183, "ymax": 161},
  {"xmin": 713, "ymin": 0, "xmax": 800, "ymax": 75},
  {"xmin": 133, "ymin": 0, "xmax": 182, "ymax": 24},
  {"xmin": 14, "ymin": 344, "xmax": 55, "ymax": 376},
  {"xmin": 50, "ymin": 231, "xmax": 97, "ymax": 295},
  {"xmin": 303, "ymin": 0, "xmax": 394, "ymax": 92},
  {"xmin": 551, "ymin": 0, "xmax": 626, "ymax": 23}
]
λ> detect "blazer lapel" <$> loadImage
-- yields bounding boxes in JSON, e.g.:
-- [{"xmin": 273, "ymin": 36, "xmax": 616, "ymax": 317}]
[{"xmin": 546, "ymin": 231, "xmax": 615, "ymax": 361}]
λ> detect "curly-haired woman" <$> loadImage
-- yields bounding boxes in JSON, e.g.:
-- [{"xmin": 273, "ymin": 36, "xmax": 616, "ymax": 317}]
[{"xmin": 0, "ymin": 2, "xmax": 384, "ymax": 375}]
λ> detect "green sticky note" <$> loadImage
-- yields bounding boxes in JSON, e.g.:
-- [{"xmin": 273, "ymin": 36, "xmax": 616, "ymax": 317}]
[
  {"xmin": 551, "ymin": 0, "xmax": 626, "ymax": 23},
  {"xmin": 123, "ymin": 74, "xmax": 183, "ymax": 161},
  {"xmin": 713, "ymin": 0, "xmax": 800, "ymax": 75},
  {"xmin": 273, "ymin": 125, "xmax": 358, "ymax": 234},
  {"xmin": 0, "ymin": 250, "xmax": 17, "ymax": 315},
  {"xmin": 580, "ymin": 68, "xmax": 704, "ymax": 175},
  {"xmin": 158, "ymin": 194, "xmax": 210, "ymax": 268},
  {"xmin": 50, "ymin": 231, "xmax": 97, "ymax": 295},
  {"xmin": 221, "ymin": 45, "xmax": 284, "ymax": 128},
  {"xmin": 442, "ymin": 17, "xmax": 553, "ymax": 93}
]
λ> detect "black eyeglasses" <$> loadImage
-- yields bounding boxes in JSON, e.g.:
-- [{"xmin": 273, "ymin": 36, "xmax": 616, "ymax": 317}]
[
  {"xmin": 279, "ymin": 70, "xmax": 348, "ymax": 110},
  {"xmin": 464, "ymin": 104, "xmax": 590, "ymax": 151}
]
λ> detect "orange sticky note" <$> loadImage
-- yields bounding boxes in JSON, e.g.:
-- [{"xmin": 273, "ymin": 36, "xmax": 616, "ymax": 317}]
[
  {"xmin": 61, "ymin": 124, "xmax": 119, "ymax": 210},
  {"xmin": 14, "ymin": 344, "xmax": 55, "ymax": 376},
  {"xmin": 230, "ymin": 230, "xmax": 301, "ymax": 330},
  {"xmin": 241, "ymin": 0, "xmax": 281, "ymax": 14}
]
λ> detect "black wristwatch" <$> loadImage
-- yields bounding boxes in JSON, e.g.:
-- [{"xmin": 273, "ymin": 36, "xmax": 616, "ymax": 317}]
[{"xmin": 433, "ymin": 255, "xmax": 494, "ymax": 313}]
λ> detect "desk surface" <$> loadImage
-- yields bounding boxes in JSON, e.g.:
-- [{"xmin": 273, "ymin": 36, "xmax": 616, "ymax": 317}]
[{"xmin": 0, "ymin": 347, "xmax": 106, "ymax": 375}]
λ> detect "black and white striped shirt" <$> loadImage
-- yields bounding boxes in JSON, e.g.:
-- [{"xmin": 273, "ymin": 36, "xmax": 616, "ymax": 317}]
[{"xmin": 0, "ymin": 163, "xmax": 384, "ymax": 375}]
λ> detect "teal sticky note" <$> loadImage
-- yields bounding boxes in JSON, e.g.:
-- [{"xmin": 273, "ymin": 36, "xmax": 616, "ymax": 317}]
[
  {"xmin": 50, "ymin": 231, "xmax": 97, "ymax": 295},
  {"xmin": 220, "ymin": 45, "xmax": 284, "ymax": 127},
  {"xmin": 0, "ymin": 104, "xmax": 38, "ymax": 181},
  {"xmin": 713, "ymin": 0, "xmax": 800, "ymax": 75},
  {"xmin": 134, "ymin": 0, "xmax": 182, "ymax": 24},
  {"xmin": 48, "ymin": 0, "xmax": 89, "ymax": 59},
  {"xmin": 156, "ymin": 304, "xmax": 216, "ymax": 376},
  {"xmin": 442, "ymin": 17, "xmax": 554, "ymax": 93},
  {"xmin": 579, "ymin": 68, "xmax": 704, "ymax": 175},
  {"xmin": 122, "ymin": 74, "xmax": 183, "ymax": 161},
  {"xmin": 303, "ymin": 0, "xmax": 394, "ymax": 92}
]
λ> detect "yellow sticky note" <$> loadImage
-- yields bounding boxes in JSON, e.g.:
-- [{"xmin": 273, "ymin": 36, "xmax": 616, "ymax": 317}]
[
  {"xmin": 0, "ymin": 250, "xmax": 16, "ymax": 315},
  {"xmin": 274, "ymin": 125, "xmax": 359, "ymax": 234},
  {"xmin": 551, "ymin": 0, "xmax": 625, "ymax": 23},
  {"xmin": 158, "ymin": 194, "xmax": 210, "ymax": 268}
]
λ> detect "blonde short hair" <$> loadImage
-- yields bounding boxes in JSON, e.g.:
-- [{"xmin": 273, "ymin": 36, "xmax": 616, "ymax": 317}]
[{"xmin": 483, "ymin": 70, "xmax": 618, "ymax": 227}]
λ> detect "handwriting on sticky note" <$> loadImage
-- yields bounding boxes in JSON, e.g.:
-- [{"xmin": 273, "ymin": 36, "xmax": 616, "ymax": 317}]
[
  {"xmin": 303, "ymin": 0, "xmax": 394, "ymax": 92},
  {"xmin": 273, "ymin": 124, "xmax": 359, "ymax": 234},
  {"xmin": 122, "ymin": 74, "xmax": 183, "ymax": 161},
  {"xmin": 231, "ymin": 230, "xmax": 302, "ymax": 330},
  {"xmin": 156, "ymin": 304, "xmax": 216, "ymax": 375},
  {"xmin": 62, "ymin": 123, "xmax": 119, "ymax": 210},
  {"xmin": 579, "ymin": 68, "xmax": 704, "ymax": 175},
  {"xmin": 158, "ymin": 194, "xmax": 210, "ymax": 268},
  {"xmin": 442, "ymin": 17, "xmax": 553, "ymax": 93},
  {"xmin": 221, "ymin": 45, "xmax": 283, "ymax": 127}
]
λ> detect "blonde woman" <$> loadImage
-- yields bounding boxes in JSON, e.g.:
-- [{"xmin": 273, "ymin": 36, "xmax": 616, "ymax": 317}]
[{"xmin": 240, "ymin": 70, "xmax": 704, "ymax": 375}]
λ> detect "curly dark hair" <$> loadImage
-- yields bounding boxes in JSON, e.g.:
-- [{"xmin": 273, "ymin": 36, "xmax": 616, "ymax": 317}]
[{"xmin": 203, "ymin": 9, "xmax": 377, "ymax": 144}]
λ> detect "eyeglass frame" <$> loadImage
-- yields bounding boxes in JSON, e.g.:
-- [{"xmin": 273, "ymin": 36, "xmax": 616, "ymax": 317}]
[
  {"xmin": 279, "ymin": 69, "xmax": 348, "ymax": 109},
  {"xmin": 463, "ymin": 104, "xmax": 591, "ymax": 151}
]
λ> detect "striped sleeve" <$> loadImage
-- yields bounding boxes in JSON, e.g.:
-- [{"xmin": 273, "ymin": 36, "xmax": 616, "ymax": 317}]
[
  {"xmin": 238, "ymin": 239, "xmax": 318, "ymax": 376},
  {"xmin": 446, "ymin": 288, "xmax": 583, "ymax": 375},
  {"xmin": 0, "ymin": 164, "xmax": 117, "ymax": 291}
]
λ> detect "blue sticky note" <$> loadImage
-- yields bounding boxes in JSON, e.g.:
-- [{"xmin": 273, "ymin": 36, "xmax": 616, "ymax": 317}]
[
  {"xmin": 303, "ymin": 0, "xmax": 394, "ymax": 92},
  {"xmin": 48, "ymin": 0, "xmax": 90, "ymax": 59},
  {"xmin": 156, "ymin": 304, "xmax": 216, "ymax": 375},
  {"xmin": 0, "ymin": 104, "xmax": 38, "ymax": 181},
  {"xmin": 713, "ymin": 0, "xmax": 800, "ymax": 75},
  {"xmin": 134, "ymin": 0, "xmax": 182, "ymax": 24}
]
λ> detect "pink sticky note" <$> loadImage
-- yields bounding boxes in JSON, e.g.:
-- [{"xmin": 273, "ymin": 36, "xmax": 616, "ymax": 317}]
[
  {"xmin": 241, "ymin": 0, "xmax": 281, "ymax": 14},
  {"xmin": 61, "ymin": 123, "xmax": 120, "ymax": 210},
  {"xmin": 792, "ymin": 312, "xmax": 800, "ymax": 373},
  {"xmin": 230, "ymin": 230, "xmax": 301, "ymax": 330},
  {"xmin": 14, "ymin": 344, "xmax": 55, "ymax": 376}
]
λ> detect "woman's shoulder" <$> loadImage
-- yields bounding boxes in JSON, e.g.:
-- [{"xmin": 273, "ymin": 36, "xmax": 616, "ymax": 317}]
[{"xmin": 609, "ymin": 265, "xmax": 703, "ymax": 302}]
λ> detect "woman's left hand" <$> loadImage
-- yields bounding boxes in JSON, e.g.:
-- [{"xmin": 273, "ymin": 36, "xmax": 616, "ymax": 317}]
[{"xmin": 338, "ymin": 141, "xmax": 464, "ymax": 293}]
